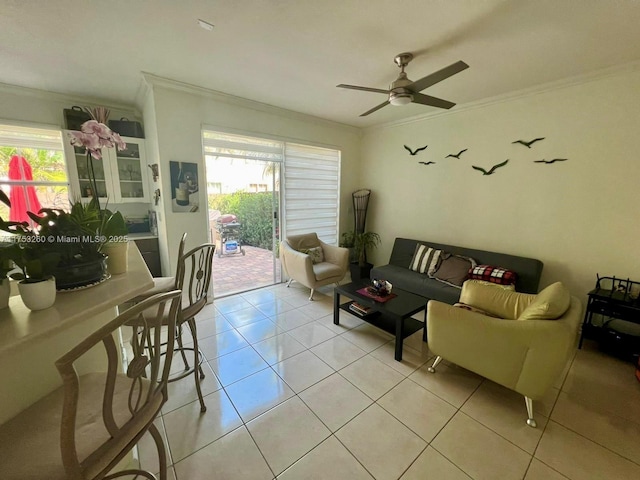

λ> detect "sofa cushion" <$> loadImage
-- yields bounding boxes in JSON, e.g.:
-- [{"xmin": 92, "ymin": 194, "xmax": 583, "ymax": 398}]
[
  {"xmin": 313, "ymin": 262, "xmax": 343, "ymax": 281},
  {"xmin": 469, "ymin": 265, "xmax": 518, "ymax": 286},
  {"xmin": 409, "ymin": 244, "xmax": 442, "ymax": 276},
  {"xmin": 371, "ymin": 264, "xmax": 462, "ymax": 304},
  {"xmin": 518, "ymin": 282, "xmax": 571, "ymax": 321},
  {"xmin": 301, "ymin": 246, "xmax": 324, "ymax": 264},
  {"xmin": 433, "ymin": 254, "xmax": 477, "ymax": 288}
]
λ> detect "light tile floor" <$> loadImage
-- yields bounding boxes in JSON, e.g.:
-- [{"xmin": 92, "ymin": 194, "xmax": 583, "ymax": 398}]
[{"xmin": 134, "ymin": 282, "xmax": 640, "ymax": 480}]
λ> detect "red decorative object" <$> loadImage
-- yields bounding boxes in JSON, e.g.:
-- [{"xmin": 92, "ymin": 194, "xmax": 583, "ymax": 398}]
[
  {"xmin": 8, "ymin": 155, "xmax": 42, "ymax": 223},
  {"xmin": 356, "ymin": 287, "xmax": 397, "ymax": 303}
]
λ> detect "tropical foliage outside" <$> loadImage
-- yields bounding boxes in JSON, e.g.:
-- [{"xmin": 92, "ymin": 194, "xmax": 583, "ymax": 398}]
[
  {"xmin": 0, "ymin": 146, "xmax": 70, "ymax": 220},
  {"xmin": 209, "ymin": 191, "xmax": 276, "ymax": 251}
]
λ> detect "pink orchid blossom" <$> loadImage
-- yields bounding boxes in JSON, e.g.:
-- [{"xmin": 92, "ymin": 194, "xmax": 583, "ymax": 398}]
[{"xmin": 67, "ymin": 120, "xmax": 127, "ymax": 159}]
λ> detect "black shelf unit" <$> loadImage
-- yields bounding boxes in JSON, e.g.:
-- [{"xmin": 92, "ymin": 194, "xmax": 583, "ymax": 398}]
[
  {"xmin": 339, "ymin": 301, "xmax": 424, "ymax": 339},
  {"xmin": 579, "ymin": 275, "xmax": 640, "ymax": 360}
]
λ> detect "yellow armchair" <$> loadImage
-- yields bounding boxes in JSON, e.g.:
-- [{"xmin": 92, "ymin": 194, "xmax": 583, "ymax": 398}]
[
  {"xmin": 426, "ymin": 280, "xmax": 582, "ymax": 427},
  {"xmin": 281, "ymin": 232, "xmax": 349, "ymax": 300}
]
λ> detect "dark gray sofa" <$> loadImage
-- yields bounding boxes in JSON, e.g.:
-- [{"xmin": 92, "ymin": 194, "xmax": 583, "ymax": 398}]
[{"xmin": 370, "ymin": 238, "xmax": 544, "ymax": 305}]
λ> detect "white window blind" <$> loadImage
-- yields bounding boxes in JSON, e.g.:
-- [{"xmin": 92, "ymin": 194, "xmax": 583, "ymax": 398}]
[
  {"xmin": 0, "ymin": 125, "xmax": 63, "ymax": 151},
  {"xmin": 202, "ymin": 131, "xmax": 283, "ymax": 162},
  {"xmin": 283, "ymin": 143, "xmax": 340, "ymax": 245}
]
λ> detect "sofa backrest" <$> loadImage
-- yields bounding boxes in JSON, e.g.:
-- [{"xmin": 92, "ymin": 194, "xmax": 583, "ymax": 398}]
[{"xmin": 388, "ymin": 238, "xmax": 544, "ymax": 294}]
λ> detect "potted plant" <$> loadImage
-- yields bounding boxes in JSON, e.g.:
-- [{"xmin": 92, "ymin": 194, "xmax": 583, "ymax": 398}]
[
  {"xmin": 341, "ymin": 230, "xmax": 381, "ymax": 281},
  {"xmin": 99, "ymin": 208, "xmax": 129, "ymax": 274},
  {"xmin": 39, "ymin": 203, "xmax": 108, "ymax": 289},
  {"xmin": 5, "ymin": 241, "xmax": 60, "ymax": 310},
  {"xmin": 0, "ymin": 244, "xmax": 12, "ymax": 309},
  {"xmin": 0, "ymin": 191, "xmax": 57, "ymax": 309}
]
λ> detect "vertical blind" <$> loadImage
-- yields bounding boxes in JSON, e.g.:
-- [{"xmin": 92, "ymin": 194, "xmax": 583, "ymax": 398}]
[
  {"xmin": 202, "ymin": 130, "xmax": 341, "ymax": 245},
  {"xmin": 283, "ymin": 143, "xmax": 340, "ymax": 245}
]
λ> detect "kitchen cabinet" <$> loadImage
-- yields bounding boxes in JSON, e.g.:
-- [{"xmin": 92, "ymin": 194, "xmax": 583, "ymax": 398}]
[
  {"xmin": 63, "ymin": 131, "xmax": 149, "ymax": 203},
  {"xmin": 133, "ymin": 237, "xmax": 162, "ymax": 277}
]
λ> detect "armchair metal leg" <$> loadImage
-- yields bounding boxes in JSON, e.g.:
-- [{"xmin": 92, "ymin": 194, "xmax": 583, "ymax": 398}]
[
  {"xmin": 525, "ymin": 396, "xmax": 537, "ymax": 428},
  {"xmin": 309, "ymin": 288, "xmax": 314, "ymax": 301},
  {"xmin": 287, "ymin": 278, "xmax": 293, "ymax": 288},
  {"xmin": 427, "ymin": 355, "xmax": 443, "ymax": 373}
]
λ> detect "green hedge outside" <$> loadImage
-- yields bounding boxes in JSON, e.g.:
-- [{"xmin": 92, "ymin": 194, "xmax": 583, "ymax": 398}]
[{"xmin": 209, "ymin": 192, "xmax": 276, "ymax": 251}]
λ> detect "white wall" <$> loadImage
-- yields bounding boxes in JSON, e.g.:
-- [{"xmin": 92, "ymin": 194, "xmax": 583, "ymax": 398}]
[
  {"xmin": 0, "ymin": 83, "xmax": 139, "ymax": 133},
  {"xmin": 361, "ymin": 67, "xmax": 640, "ymax": 296},
  {"xmin": 145, "ymin": 83, "xmax": 362, "ymax": 276}
]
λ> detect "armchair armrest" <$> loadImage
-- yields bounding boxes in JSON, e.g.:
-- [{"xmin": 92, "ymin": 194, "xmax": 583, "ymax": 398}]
[{"xmin": 319, "ymin": 241, "xmax": 349, "ymax": 273}]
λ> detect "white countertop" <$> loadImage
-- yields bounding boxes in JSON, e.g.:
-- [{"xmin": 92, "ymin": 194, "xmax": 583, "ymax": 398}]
[{"xmin": 0, "ymin": 242, "xmax": 153, "ymax": 356}]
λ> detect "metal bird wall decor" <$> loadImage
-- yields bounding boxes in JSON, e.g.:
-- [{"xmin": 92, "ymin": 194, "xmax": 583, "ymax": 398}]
[
  {"xmin": 534, "ymin": 158, "xmax": 568, "ymax": 164},
  {"xmin": 418, "ymin": 161, "xmax": 435, "ymax": 166},
  {"xmin": 472, "ymin": 159, "xmax": 509, "ymax": 175},
  {"xmin": 512, "ymin": 138, "xmax": 545, "ymax": 148},
  {"xmin": 404, "ymin": 144, "xmax": 428, "ymax": 155},
  {"xmin": 446, "ymin": 149, "xmax": 468, "ymax": 159}
]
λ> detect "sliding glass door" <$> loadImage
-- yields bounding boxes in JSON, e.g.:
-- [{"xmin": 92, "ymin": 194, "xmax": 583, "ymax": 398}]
[{"xmin": 203, "ymin": 132, "xmax": 282, "ymax": 297}]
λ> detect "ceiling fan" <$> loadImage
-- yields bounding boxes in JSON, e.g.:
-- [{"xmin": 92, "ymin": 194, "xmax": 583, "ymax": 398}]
[{"xmin": 337, "ymin": 53, "xmax": 469, "ymax": 117}]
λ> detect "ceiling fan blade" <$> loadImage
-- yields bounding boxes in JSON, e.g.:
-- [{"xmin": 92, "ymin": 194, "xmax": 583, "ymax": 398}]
[
  {"xmin": 408, "ymin": 61, "xmax": 469, "ymax": 93},
  {"xmin": 337, "ymin": 84, "xmax": 390, "ymax": 94},
  {"xmin": 412, "ymin": 93, "xmax": 456, "ymax": 109},
  {"xmin": 360, "ymin": 100, "xmax": 390, "ymax": 116}
]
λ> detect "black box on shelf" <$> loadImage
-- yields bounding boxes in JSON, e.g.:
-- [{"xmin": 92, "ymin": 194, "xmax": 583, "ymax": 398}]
[{"xmin": 108, "ymin": 118, "xmax": 144, "ymax": 138}]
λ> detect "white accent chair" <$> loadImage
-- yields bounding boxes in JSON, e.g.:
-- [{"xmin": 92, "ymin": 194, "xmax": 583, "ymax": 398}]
[{"xmin": 281, "ymin": 232, "xmax": 349, "ymax": 300}]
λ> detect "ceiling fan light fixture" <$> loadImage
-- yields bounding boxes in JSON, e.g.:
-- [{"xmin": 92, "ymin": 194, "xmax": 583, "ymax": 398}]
[{"xmin": 389, "ymin": 92, "xmax": 413, "ymax": 106}]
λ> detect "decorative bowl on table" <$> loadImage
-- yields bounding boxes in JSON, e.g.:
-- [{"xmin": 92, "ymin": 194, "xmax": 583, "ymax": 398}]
[{"xmin": 367, "ymin": 278, "xmax": 393, "ymax": 297}]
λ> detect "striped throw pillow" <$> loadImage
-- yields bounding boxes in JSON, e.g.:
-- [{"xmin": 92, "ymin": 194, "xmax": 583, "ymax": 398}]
[{"xmin": 409, "ymin": 244, "xmax": 443, "ymax": 276}]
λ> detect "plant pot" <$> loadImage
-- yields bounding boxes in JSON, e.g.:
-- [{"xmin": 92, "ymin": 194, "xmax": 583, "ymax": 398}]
[
  {"xmin": 102, "ymin": 241, "xmax": 129, "ymax": 275},
  {"xmin": 0, "ymin": 278, "xmax": 10, "ymax": 309},
  {"xmin": 349, "ymin": 262, "xmax": 373, "ymax": 282},
  {"xmin": 54, "ymin": 254, "xmax": 108, "ymax": 290},
  {"xmin": 18, "ymin": 277, "xmax": 56, "ymax": 311}
]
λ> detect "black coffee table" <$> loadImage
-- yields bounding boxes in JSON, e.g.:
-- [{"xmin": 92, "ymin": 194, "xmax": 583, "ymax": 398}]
[{"xmin": 333, "ymin": 282, "xmax": 428, "ymax": 361}]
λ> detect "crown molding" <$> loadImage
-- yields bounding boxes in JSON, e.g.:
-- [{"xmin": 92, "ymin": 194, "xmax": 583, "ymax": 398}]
[
  {"xmin": 141, "ymin": 72, "xmax": 361, "ymax": 136},
  {"xmin": 365, "ymin": 59, "xmax": 640, "ymax": 132},
  {"xmin": 0, "ymin": 81, "xmax": 140, "ymax": 117}
]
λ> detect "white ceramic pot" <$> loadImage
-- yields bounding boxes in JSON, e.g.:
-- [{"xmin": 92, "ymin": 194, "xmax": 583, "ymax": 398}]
[
  {"xmin": 0, "ymin": 278, "xmax": 9, "ymax": 309},
  {"xmin": 18, "ymin": 277, "xmax": 57, "ymax": 311},
  {"xmin": 102, "ymin": 241, "xmax": 129, "ymax": 275}
]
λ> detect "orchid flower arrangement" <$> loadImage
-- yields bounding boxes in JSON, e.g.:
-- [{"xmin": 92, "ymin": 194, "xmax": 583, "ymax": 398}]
[
  {"xmin": 68, "ymin": 120, "xmax": 126, "ymax": 160},
  {"xmin": 67, "ymin": 120, "xmax": 127, "ymax": 213}
]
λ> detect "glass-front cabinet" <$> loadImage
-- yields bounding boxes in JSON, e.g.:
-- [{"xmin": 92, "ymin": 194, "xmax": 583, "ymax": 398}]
[{"xmin": 63, "ymin": 131, "xmax": 149, "ymax": 203}]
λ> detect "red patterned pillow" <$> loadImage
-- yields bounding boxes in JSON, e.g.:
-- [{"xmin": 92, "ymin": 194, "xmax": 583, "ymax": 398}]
[{"xmin": 469, "ymin": 265, "xmax": 517, "ymax": 286}]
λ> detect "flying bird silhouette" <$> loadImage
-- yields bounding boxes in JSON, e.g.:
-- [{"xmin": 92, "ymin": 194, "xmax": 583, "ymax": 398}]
[
  {"xmin": 534, "ymin": 158, "xmax": 568, "ymax": 164},
  {"xmin": 512, "ymin": 138, "xmax": 545, "ymax": 148},
  {"xmin": 446, "ymin": 149, "xmax": 468, "ymax": 159},
  {"xmin": 472, "ymin": 159, "xmax": 509, "ymax": 175},
  {"xmin": 418, "ymin": 161, "xmax": 436, "ymax": 166},
  {"xmin": 404, "ymin": 144, "xmax": 428, "ymax": 155}
]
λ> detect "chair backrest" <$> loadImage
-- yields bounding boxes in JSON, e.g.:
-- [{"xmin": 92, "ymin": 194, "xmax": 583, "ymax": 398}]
[
  {"xmin": 55, "ymin": 290, "xmax": 182, "ymax": 479},
  {"xmin": 178, "ymin": 243, "xmax": 215, "ymax": 320},
  {"xmin": 286, "ymin": 232, "xmax": 320, "ymax": 252},
  {"xmin": 173, "ymin": 232, "xmax": 188, "ymax": 287}
]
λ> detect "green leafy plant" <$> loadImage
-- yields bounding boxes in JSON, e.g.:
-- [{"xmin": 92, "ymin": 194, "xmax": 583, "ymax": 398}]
[
  {"xmin": 341, "ymin": 231, "xmax": 380, "ymax": 266},
  {"xmin": 0, "ymin": 244, "xmax": 13, "ymax": 280}
]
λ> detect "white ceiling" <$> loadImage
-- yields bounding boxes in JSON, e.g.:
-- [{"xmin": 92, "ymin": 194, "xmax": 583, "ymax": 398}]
[{"xmin": 2, "ymin": 0, "xmax": 640, "ymax": 128}]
